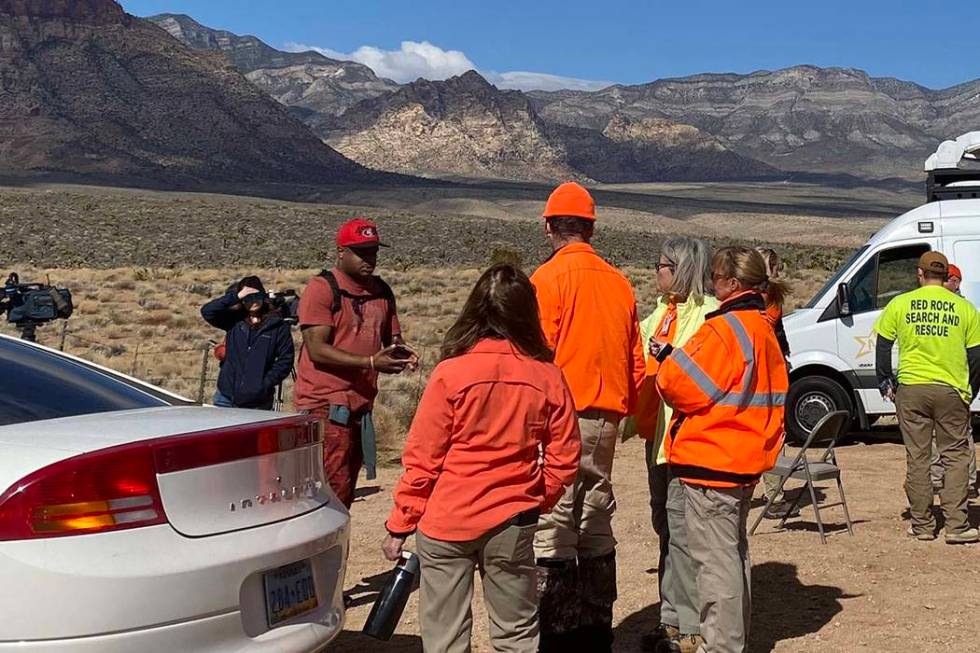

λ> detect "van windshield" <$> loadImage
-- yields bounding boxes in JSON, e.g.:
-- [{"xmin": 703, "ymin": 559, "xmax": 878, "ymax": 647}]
[{"xmin": 803, "ymin": 245, "xmax": 869, "ymax": 309}]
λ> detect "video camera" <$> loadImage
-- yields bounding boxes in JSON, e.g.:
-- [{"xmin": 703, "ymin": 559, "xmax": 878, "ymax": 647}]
[
  {"xmin": 1, "ymin": 273, "xmax": 74, "ymax": 341},
  {"xmin": 267, "ymin": 289, "xmax": 299, "ymax": 325}
]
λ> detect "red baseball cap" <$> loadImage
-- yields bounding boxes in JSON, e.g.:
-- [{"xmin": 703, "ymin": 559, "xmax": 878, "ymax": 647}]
[
  {"xmin": 949, "ymin": 264, "xmax": 963, "ymax": 280},
  {"xmin": 336, "ymin": 218, "xmax": 388, "ymax": 248}
]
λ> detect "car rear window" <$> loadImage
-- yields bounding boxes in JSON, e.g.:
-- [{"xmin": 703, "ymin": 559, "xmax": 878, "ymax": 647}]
[{"xmin": 0, "ymin": 336, "xmax": 189, "ymax": 426}]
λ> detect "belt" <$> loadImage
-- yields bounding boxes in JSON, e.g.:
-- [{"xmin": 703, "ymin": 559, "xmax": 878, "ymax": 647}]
[
  {"xmin": 577, "ymin": 409, "xmax": 623, "ymax": 422},
  {"xmin": 507, "ymin": 508, "xmax": 540, "ymax": 527}
]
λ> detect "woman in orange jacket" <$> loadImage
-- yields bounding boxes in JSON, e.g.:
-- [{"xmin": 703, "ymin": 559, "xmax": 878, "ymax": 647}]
[
  {"xmin": 383, "ymin": 263, "xmax": 581, "ymax": 653},
  {"xmin": 655, "ymin": 247, "xmax": 789, "ymax": 653}
]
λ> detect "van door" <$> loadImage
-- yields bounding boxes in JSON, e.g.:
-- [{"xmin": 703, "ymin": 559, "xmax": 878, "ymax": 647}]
[
  {"xmin": 947, "ymin": 238, "xmax": 980, "ymax": 411},
  {"xmin": 836, "ymin": 242, "xmax": 934, "ymax": 414}
]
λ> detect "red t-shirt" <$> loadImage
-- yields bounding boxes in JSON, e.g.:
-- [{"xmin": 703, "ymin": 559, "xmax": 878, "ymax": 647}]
[{"xmin": 293, "ymin": 269, "xmax": 401, "ymax": 412}]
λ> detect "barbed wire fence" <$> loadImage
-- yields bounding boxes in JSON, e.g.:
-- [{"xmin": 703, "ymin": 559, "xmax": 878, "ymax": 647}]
[{"xmin": 43, "ymin": 321, "xmax": 429, "ymax": 407}]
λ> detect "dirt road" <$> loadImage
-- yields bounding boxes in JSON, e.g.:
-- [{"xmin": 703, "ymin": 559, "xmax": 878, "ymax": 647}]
[{"xmin": 333, "ymin": 431, "xmax": 980, "ymax": 651}]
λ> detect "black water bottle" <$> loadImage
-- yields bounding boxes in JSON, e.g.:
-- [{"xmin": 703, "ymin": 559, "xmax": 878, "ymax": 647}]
[{"xmin": 362, "ymin": 551, "xmax": 420, "ymax": 640}]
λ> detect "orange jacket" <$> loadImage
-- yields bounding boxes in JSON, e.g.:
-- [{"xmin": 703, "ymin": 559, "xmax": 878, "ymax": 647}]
[
  {"xmin": 386, "ymin": 338, "xmax": 581, "ymax": 541},
  {"xmin": 656, "ymin": 291, "xmax": 788, "ymax": 487},
  {"xmin": 531, "ymin": 242, "xmax": 646, "ymax": 415}
]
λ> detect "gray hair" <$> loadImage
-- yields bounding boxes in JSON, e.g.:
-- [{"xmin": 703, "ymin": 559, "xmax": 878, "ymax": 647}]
[{"xmin": 661, "ymin": 236, "xmax": 713, "ymax": 304}]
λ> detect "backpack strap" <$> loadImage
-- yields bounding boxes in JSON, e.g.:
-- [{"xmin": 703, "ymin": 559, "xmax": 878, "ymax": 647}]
[
  {"xmin": 318, "ymin": 270, "xmax": 343, "ymax": 314},
  {"xmin": 318, "ymin": 270, "xmax": 396, "ymax": 316}
]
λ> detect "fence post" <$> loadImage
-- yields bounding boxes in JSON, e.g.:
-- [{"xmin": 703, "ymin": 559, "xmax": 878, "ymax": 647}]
[
  {"xmin": 413, "ymin": 346, "xmax": 426, "ymax": 405},
  {"xmin": 59, "ymin": 321, "xmax": 68, "ymax": 351},
  {"xmin": 197, "ymin": 344, "xmax": 212, "ymax": 404},
  {"xmin": 131, "ymin": 343, "xmax": 140, "ymax": 376}
]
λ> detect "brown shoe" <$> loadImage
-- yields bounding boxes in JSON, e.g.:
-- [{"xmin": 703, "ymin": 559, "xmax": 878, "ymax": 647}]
[
  {"xmin": 641, "ymin": 624, "xmax": 679, "ymax": 652},
  {"xmin": 657, "ymin": 634, "xmax": 704, "ymax": 653}
]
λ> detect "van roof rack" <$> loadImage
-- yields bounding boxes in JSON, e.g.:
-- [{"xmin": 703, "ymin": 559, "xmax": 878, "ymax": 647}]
[{"xmin": 925, "ymin": 132, "xmax": 980, "ymax": 203}]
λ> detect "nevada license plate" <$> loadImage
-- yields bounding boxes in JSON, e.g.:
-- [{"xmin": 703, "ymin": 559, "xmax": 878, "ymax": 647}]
[{"xmin": 263, "ymin": 559, "xmax": 319, "ymax": 627}]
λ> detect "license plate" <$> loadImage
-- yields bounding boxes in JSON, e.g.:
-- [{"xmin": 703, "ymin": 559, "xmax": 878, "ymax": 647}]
[{"xmin": 263, "ymin": 560, "xmax": 319, "ymax": 627}]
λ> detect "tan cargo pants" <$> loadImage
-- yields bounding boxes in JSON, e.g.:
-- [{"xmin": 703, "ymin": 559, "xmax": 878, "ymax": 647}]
[
  {"xmin": 896, "ymin": 383, "xmax": 972, "ymax": 536},
  {"xmin": 683, "ymin": 483, "xmax": 753, "ymax": 653},
  {"xmin": 534, "ymin": 411, "xmax": 620, "ymax": 560},
  {"xmin": 416, "ymin": 522, "xmax": 539, "ymax": 653}
]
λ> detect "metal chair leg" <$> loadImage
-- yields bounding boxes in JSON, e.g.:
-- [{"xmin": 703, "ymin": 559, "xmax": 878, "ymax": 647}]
[
  {"xmin": 777, "ymin": 482, "xmax": 805, "ymax": 530},
  {"xmin": 806, "ymin": 478, "xmax": 826, "ymax": 544},
  {"xmin": 835, "ymin": 474, "xmax": 855, "ymax": 536},
  {"xmin": 750, "ymin": 472, "xmax": 790, "ymax": 535}
]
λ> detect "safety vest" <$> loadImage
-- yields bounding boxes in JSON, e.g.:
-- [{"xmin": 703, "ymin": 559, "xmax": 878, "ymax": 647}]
[{"xmin": 656, "ymin": 292, "xmax": 788, "ymax": 487}]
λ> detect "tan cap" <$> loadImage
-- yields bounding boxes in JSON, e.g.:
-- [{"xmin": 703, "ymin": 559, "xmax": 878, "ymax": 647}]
[{"xmin": 918, "ymin": 251, "xmax": 949, "ymax": 275}]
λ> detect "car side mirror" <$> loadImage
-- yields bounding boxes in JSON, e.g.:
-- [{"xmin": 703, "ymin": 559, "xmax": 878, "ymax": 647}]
[{"xmin": 836, "ymin": 282, "xmax": 851, "ymax": 317}]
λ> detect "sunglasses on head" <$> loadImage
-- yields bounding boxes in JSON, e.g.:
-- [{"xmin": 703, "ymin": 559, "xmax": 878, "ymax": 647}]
[{"xmin": 240, "ymin": 292, "xmax": 267, "ymax": 305}]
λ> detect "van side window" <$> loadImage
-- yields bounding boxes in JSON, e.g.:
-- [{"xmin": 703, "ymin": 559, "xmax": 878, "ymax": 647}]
[
  {"xmin": 847, "ymin": 244, "xmax": 931, "ymax": 315},
  {"xmin": 876, "ymin": 245, "xmax": 931, "ymax": 308}
]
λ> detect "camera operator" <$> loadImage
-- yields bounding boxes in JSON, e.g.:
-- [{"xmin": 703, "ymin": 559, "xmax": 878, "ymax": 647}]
[{"xmin": 201, "ymin": 276, "xmax": 295, "ymax": 410}]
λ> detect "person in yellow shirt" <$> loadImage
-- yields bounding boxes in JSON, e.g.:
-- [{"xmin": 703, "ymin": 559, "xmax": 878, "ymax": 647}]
[
  {"xmin": 629, "ymin": 237, "xmax": 717, "ymax": 653},
  {"xmin": 875, "ymin": 251, "xmax": 980, "ymax": 544}
]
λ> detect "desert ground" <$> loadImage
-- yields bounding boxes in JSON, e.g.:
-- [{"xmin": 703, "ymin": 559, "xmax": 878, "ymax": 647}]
[{"xmin": 4, "ymin": 179, "xmax": 970, "ymax": 650}]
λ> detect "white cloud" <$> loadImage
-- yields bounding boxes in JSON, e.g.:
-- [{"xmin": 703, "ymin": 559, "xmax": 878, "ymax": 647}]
[
  {"xmin": 489, "ymin": 71, "xmax": 614, "ymax": 92},
  {"xmin": 285, "ymin": 40, "xmax": 476, "ymax": 83},
  {"xmin": 284, "ymin": 40, "xmax": 612, "ymax": 91}
]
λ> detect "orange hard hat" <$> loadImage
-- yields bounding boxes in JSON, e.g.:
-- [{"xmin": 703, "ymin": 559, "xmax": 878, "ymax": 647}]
[
  {"xmin": 543, "ymin": 182, "xmax": 596, "ymax": 221},
  {"xmin": 949, "ymin": 264, "xmax": 963, "ymax": 280}
]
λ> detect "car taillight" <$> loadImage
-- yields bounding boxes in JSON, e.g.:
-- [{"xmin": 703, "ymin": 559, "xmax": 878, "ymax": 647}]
[
  {"xmin": 0, "ymin": 442, "xmax": 165, "ymax": 540},
  {"xmin": 0, "ymin": 415, "xmax": 323, "ymax": 541}
]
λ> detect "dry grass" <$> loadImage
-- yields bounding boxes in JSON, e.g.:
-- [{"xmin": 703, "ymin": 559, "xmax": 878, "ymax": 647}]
[{"xmin": 2, "ymin": 264, "xmax": 826, "ymax": 459}]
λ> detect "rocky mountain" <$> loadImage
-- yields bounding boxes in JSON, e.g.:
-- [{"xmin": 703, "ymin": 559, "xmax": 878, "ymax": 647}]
[
  {"xmin": 147, "ymin": 13, "xmax": 399, "ymax": 117},
  {"xmin": 0, "ymin": 0, "xmax": 376, "ymax": 186},
  {"xmin": 529, "ymin": 66, "xmax": 980, "ymax": 179},
  {"xmin": 319, "ymin": 71, "xmax": 579, "ymax": 181},
  {"xmin": 318, "ymin": 71, "xmax": 772, "ymax": 183}
]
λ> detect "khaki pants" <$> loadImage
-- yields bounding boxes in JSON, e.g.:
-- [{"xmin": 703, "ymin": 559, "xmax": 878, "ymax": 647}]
[
  {"xmin": 897, "ymin": 384, "xmax": 972, "ymax": 535},
  {"xmin": 929, "ymin": 435, "xmax": 977, "ymax": 490},
  {"xmin": 684, "ymin": 483, "xmax": 752, "ymax": 653},
  {"xmin": 647, "ymin": 449, "xmax": 700, "ymax": 635},
  {"xmin": 535, "ymin": 412, "xmax": 620, "ymax": 560},
  {"xmin": 417, "ymin": 522, "xmax": 539, "ymax": 653}
]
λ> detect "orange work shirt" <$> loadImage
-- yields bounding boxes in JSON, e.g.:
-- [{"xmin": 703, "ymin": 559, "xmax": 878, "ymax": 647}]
[
  {"xmin": 530, "ymin": 242, "xmax": 646, "ymax": 415},
  {"xmin": 293, "ymin": 269, "xmax": 400, "ymax": 412},
  {"xmin": 386, "ymin": 338, "xmax": 581, "ymax": 541}
]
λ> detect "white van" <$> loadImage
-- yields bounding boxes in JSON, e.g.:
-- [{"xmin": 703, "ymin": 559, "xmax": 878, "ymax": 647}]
[{"xmin": 783, "ymin": 132, "xmax": 980, "ymax": 441}]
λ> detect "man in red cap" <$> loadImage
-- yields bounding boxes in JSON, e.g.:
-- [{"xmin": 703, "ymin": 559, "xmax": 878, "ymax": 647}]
[
  {"xmin": 295, "ymin": 218, "xmax": 418, "ymax": 508},
  {"xmin": 530, "ymin": 182, "xmax": 646, "ymax": 651}
]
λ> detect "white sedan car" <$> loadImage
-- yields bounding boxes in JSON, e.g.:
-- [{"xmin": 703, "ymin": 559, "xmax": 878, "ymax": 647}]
[{"xmin": 0, "ymin": 333, "xmax": 349, "ymax": 651}]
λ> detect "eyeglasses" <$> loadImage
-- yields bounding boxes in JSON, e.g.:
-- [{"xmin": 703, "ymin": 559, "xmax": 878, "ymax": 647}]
[
  {"xmin": 711, "ymin": 273, "xmax": 730, "ymax": 282},
  {"xmin": 655, "ymin": 262, "xmax": 676, "ymax": 272}
]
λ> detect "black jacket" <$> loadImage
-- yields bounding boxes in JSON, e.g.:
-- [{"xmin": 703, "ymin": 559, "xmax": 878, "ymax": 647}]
[{"xmin": 201, "ymin": 287, "xmax": 295, "ymax": 408}]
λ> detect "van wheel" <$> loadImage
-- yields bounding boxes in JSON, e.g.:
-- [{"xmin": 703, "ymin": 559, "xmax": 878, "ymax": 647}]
[{"xmin": 786, "ymin": 376, "xmax": 852, "ymax": 445}]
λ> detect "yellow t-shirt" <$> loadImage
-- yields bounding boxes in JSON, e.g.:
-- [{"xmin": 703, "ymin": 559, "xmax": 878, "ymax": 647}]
[{"xmin": 874, "ymin": 285, "xmax": 980, "ymax": 402}]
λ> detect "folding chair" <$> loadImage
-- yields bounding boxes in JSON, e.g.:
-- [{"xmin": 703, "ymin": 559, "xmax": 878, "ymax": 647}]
[{"xmin": 750, "ymin": 410, "xmax": 855, "ymax": 544}]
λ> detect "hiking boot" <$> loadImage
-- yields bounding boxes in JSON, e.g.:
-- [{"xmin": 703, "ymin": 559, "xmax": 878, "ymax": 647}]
[
  {"xmin": 656, "ymin": 634, "xmax": 704, "ymax": 653},
  {"xmin": 763, "ymin": 500, "xmax": 801, "ymax": 520},
  {"xmin": 906, "ymin": 525, "xmax": 937, "ymax": 541},
  {"xmin": 641, "ymin": 624, "xmax": 680, "ymax": 652},
  {"xmin": 946, "ymin": 528, "xmax": 980, "ymax": 545}
]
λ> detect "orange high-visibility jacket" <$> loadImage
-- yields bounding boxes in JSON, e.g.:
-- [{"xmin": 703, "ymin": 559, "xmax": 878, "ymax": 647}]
[
  {"xmin": 531, "ymin": 242, "xmax": 646, "ymax": 415},
  {"xmin": 656, "ymin": 291, "xmax": 788, "ymax": 487}
]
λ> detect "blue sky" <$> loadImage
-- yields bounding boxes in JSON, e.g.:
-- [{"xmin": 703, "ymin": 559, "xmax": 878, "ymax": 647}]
[{"xmin": 122, "ymin": 0, "xmax": 980, "ymax": 91}]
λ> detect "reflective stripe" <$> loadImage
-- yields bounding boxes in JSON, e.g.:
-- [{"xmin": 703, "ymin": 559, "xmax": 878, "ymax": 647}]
[
  {"xmin": 718, "ymin": 392, "xmax": 787, "ymax": 408},
  {"xmin": 722, "ymin": 313, "xmax": 755, "ymax": 410},
  {"xmin": 671, "ymin": 348, "xmax": 725, "ymax": 403}
]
